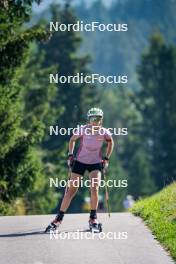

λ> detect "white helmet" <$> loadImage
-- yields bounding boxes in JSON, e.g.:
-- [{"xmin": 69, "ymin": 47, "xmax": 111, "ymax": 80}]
[{"xmin": 87, "ymin": 107, "xmax": 103, "ymax": 119}]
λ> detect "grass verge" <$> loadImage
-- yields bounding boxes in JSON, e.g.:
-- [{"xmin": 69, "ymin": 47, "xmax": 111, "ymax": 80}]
[{"xmin": 130, "ymin": 182, "xmax": 176, "ymax": 260}]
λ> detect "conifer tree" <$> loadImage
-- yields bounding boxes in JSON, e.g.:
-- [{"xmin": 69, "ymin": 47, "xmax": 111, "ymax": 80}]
[
  {"xmin": 0, "ymin": 1, "xmax": 52, "ymax": 213},
  {"xmin": 40, "ymin": 3, "xmax": 98, "ymax": 150},
  {"xmin": 137, "ymin": 33, "xmax": 176, "ymax": 188}
]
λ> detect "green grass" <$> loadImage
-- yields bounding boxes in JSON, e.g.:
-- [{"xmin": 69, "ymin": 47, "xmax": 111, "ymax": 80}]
[{"xmin": 130, "ymin": 182, "xmax": 176, "ymax": 260}]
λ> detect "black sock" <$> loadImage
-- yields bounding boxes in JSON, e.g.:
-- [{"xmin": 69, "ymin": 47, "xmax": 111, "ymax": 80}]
[
  {"xmin": 90, "ymin": 210, "xmax": 97, "ymax": 220},
  {"xmin": 56, "ymin": 210, "xmax": 65, "ymax": 222}
]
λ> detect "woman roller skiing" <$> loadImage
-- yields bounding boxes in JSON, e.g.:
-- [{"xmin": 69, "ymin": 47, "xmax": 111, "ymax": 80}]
[{"xmin": 45, "ymin": 107, "xmax": 114, "ymax": 233}]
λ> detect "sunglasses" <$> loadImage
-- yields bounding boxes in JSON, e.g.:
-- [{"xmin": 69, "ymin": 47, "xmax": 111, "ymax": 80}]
[{"xmin": 89, "ymin": 116, "xmax": 102, "ymax": 122}]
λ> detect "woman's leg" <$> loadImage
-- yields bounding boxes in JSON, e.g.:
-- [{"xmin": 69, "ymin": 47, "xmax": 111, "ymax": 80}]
[
  {"xmin": 45, "ymin": 172, "xmax": 81, "ymax": 231},
  {"xmin": 89, "ymin": 170, "xmax": 101, "ymax": 211},
  {"xmin": 60, "ymin": 172, "xmax": 81, "ymax": 212}
]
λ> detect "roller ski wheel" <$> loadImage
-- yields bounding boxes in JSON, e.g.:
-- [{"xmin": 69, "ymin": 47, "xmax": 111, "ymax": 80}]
[{"xmin": 89, "ymin": 219, "xmax": 102, "ymax": 233}]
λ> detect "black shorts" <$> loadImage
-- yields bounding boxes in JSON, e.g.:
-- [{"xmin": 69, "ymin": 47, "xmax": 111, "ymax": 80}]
[{"xmin": 72, "ymin": 160, "xmax": 103, "ymax": 176}]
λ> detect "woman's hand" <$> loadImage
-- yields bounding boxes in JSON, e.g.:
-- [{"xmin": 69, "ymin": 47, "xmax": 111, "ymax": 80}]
[
  {"xmin": 102, "ymin": 157, "xmax": 109, "ymax": 171},
  {"xmin": 67, "ymin": 154, "xmax": 74, "ymax": 168}
]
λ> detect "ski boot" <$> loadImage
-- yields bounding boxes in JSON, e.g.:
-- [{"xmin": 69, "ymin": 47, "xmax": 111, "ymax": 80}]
[
  {"xmin": 44, "ymin": 216, "xmax": 61, "ymax": 233},
  {"xmin": 89, "ymin": 218, "xmax": 102, "ymax": 233}
]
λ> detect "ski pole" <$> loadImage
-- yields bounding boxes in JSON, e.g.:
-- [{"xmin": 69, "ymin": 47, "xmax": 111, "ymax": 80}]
[{"xmin": 103, "ymin": 168, "xmax": 111, "ymax": 218}]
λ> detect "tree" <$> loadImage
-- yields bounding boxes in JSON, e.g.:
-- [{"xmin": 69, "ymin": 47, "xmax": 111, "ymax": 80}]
[
  {"xmin": 40, "ymin": 3, "xmax": 98, "ymax": 151},
  {"xmin": 0, "ymin": 1, "xmax": 52, "ymax": 214},
  {"xmin": 100, "ymin": 87, "xmax": 156, "ymax": 201},
  {"xmin": 137, "ymin": 33, "xmax": 176, "ymax": 188}
]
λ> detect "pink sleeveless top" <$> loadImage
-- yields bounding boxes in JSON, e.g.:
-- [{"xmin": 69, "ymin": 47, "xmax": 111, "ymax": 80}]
[{"xmin": 74, "ymin": 125, "xmax": 112, "ymax": 164}]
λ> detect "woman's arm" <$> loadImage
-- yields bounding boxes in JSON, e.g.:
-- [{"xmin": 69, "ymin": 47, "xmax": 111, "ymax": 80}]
[
  {"xmin": 68, "ymin": 134, "xmax": 80, "ymax": 154},
  {"xmin": 105, "ymin": 135, "xmax": 114, "ymax": 159}
]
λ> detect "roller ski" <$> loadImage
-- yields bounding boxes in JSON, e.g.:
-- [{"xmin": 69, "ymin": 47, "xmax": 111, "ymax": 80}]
[
  {"xmin": 44, "ymin": 217, "xmax": 61, "ymax": 233},
  {"xmin": 89, "ymin": 218, "xmax": 102, "ymax": 233}
]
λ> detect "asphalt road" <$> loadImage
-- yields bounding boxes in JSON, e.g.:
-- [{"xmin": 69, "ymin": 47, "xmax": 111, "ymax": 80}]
[{"xmin": 0, "ymin": 213, "xmax": 175, "ymax": 264}]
